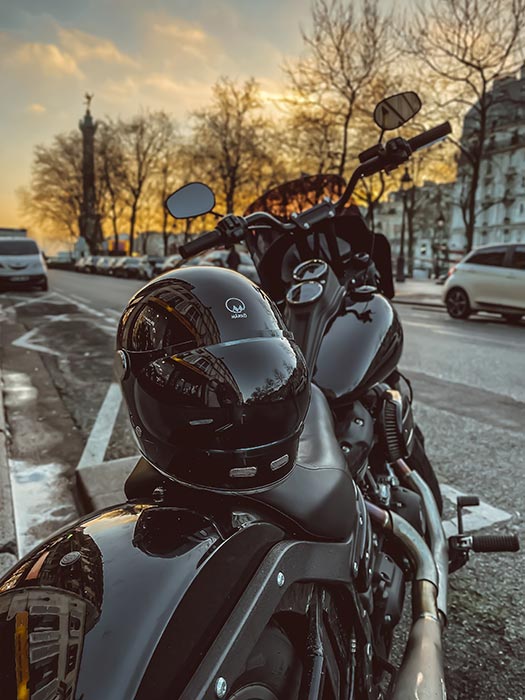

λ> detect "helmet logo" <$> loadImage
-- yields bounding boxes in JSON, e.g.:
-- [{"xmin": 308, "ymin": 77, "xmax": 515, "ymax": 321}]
[{"xmin": 225, "ymin": 297, "xmax": 247, "ymax": 319}]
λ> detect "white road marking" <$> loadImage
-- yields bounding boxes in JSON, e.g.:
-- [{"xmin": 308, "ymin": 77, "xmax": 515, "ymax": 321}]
[
  {"xmin": 13, "ymin": 293, "xmax": 54, "ymax": 308},
  {"xmin": 51, "ymin": 290, "xmax": 106, "ymax": 319},
  {"xmin": 12, "ymin": 327, "xmax": 61, "ymax": 356},
  {"xmin": 77, "ymin": 383, "xmax": 123, "ymax": 469},
  {"xmin": 2, "ymin": 371, "xmax": 38, "ymax": 405},
  {"xmin": 403, "ymin": 320, "xmax": 523, "ymax": 349},
  {"xmin": 440, "ymin": 483, "xmax": 513, "ymax": 537},
  {"xmin": 104, "ymin": 307, "xmax": 122, "ymax": 319}
]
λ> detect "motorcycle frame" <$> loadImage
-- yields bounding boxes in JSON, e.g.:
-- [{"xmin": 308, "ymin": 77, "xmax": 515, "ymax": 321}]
[{"xmin": 178, "ymin": 535, "xmax": 375, "ymax": 700}]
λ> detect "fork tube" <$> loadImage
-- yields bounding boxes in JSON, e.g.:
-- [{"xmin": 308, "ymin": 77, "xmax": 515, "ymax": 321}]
[{"xmin": 299, "ymin": 587, "xmax": 326, "ymax": 700}]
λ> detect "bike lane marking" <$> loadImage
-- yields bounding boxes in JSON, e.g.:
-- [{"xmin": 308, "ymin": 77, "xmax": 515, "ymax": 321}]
[{"xmin": 77, "ymin": 382, "xmax": 122, "ymax": 469}]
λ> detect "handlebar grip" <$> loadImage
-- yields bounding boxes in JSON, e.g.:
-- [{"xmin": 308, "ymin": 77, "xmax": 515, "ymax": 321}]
[
  {"xmin": 471, "ymin": 534, "xmax": 520, "ymax": 553},
  {"xmin": 179, "ymin": 228, "xmax": 223, "ymax": 259},
  {"xmin": 408, "ymin": 122, "xmax": 451, "ymax": 152}
]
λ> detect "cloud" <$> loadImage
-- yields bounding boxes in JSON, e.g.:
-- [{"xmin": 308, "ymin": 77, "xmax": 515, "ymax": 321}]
[
  {"xmin": 147, "ymin": 14, "xmax": 226, "ymax": 66},
  {"xmin": 153, "ymin": 20, "xmax": 207, "ymax": 44},
  {"xmin": 10, "ymin": 41, "xmax": 83, "ymax": 77},
  {"xmin": 27, "ymin": 103, "xmax": 46, "ymax": 114},
  {"xmin": 57, "ymin": 28, "xmax": 138, "ymax": 67}
]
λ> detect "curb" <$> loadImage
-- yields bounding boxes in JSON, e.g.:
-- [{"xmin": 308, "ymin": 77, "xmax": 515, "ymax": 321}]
[
  {"xmin": 0, "ymin": 364, "xmax": 17, "ymax": 576},
  {"xmin": 76, "ymin": 455, "xmax": 138, "ymax": 513},
  {"xmin": 393, "ymin": 299, "xmax": 445, "ymax": 310}
]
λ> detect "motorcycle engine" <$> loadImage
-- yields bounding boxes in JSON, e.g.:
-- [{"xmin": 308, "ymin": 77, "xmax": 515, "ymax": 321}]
[{"xmin": 377, "ymin": 387, "xmax": 415, "ymax": 462}]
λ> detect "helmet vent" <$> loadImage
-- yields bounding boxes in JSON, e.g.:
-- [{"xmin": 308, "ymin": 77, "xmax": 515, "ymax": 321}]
[
  {"xmin": 229, "ymin": 466, "xmax": 258, "ymax": 478},
  {"xmin": 271, "ymin": 454, "xmax": 289, "ymax": 471}
]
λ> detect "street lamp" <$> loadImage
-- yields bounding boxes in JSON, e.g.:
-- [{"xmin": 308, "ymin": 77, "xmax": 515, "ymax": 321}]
[{"xmin": 396, "ymin": 167, "xmax": 413, "ymax": 282}]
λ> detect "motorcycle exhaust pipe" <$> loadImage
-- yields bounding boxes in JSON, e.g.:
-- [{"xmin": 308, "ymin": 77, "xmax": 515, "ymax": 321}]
[
  {"xmin": 365, "ymin": 502, "xmax": 446, "ymax": 700},
  {"xmin": 394, "ymin": 457, "xmax": 449, "ymax": 623}
]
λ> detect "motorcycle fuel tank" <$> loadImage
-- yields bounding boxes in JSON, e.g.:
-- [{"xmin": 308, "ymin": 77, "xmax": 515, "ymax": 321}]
[
  {"xmin": 314, "ymin": 293, "xmax": 403, "ymax": 405},
  {"xmin": 0, "ymin": 503, "xmax": 284, "ymax": 700}
]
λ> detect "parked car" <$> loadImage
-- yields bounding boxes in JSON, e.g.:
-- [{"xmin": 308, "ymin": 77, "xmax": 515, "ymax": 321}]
[
  {"xmin": 0, "ymin": 237, "xmax": 48, "ymax": 291},
  {"xmin": 107, "ymin": 257, "xmax": 124, "ymax": 275},
  {"xmin": 74, "ymin": 257, "xmax": 88, "ymax": 273},
  {"xmin": 122, "ymin": 256, "xmax": 152, "ymax": 279},
  {"xmin": 46, "ymin": 251, "xmax": 74, "ymax": 270},
  {"xmin": 443, "ymin": 243, "xmax": 525, "ymax": 322},
  {"xmin": 176, "ymin": 249, "xmax": 259, "ymax": 283},
  {"xmin": 146, "ymin": 256, "xmax": 166, "ymax": 278},
  {"xmin": 112, "ymin": 257, "xmax": 129, "ymax": 278},
  {"xmin": 83, "ymin": 255, "xmax": 101, "ymax": 274},
  {"xmin": 159, "ymin": 254, "xmax": 182, "ymax": 273},
  {"xmin": 95, "ymin": 256, "xmax": 113, "ymax": 275}
]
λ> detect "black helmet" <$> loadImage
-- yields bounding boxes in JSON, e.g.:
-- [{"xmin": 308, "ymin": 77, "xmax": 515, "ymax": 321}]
[{"xmin": 116, "ymin": 266, "xmax": 310, "ymax": 492}]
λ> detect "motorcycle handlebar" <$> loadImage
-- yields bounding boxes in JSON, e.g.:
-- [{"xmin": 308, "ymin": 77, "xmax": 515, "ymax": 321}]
[
  {"xmin": 179, "ymin": 228, "xmax": 223, "ymax": 259},
  {"xmin": 407, "ymin": 121, "xmax": 451, "ymax": 153},
  {"xmin": 178, "ymin": 122, "xmax": 453, "ymax": 259}
]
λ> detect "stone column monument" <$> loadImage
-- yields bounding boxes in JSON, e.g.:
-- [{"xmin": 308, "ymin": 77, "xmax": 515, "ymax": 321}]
[{"xmin": 78, "ymin": 93, "xmax": 103, "ymax": 253}]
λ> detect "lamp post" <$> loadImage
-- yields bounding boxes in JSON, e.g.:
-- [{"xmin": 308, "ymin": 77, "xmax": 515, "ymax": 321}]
[
  {"xmin": 434, "ymin": 213, "xmax": 445, "ymax": 278},
  {"xmin": 396, "ymin": 167, "xmax": 412, "ymax": 283}
]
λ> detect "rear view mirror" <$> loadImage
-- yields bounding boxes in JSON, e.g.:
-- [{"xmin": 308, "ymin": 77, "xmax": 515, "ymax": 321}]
[
  {"xmin": 373, "ymin": 92, "xmax": 422, "ymax": 131},
  {"xmin": 166, "ymin": 182, "xmax": 215, "ymax": 219}
]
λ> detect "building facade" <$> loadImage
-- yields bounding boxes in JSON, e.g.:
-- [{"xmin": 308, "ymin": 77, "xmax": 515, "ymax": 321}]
[
  {"xmin": 372, "ymin": 180, "xmax": 454, "ymax": 277},
  {"xmin": 449, "ymin": 66, "xmax": 525, "ymax": 253}
]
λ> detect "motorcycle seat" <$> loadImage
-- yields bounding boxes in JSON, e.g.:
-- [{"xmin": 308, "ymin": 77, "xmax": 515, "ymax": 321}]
[
  {"xmin": 125, "ymin": 384, "xmax": 357, "ymax": 542},
  {"xmin": 250, "ymin": 383, "xmax": 358, "ymax": 541}
]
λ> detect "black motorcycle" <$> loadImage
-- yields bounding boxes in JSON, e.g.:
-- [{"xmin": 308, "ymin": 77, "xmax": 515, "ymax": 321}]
[{"xmin": 0, "ymin": 93, "xmax": 519, "ymax": 700}]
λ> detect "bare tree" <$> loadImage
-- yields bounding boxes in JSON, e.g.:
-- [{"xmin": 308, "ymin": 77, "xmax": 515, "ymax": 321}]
[
  {"xmin": 190, "ymin": 78, "xmax": 277, "ymax": 213},
  {"xmin": 284, "ymin": 0, "xmax": 392, "ymax": 178},
  {"xmin": 20, "ymin": 132, "xmax": 85, "ymax": 245},
  {"xmin": 98, "ymin": 120, "xmax": 127, "ymax": 253},
  {"xmin": 118, "ymin": 111, "xmax": 173, "ymax": 254},
  {"xmin": 403, "ymin": 0, "xmax": 525, "ymax": 251},
  {"xmin": 156, "ymin": 125, "xmax": 182, "ymax": 255}
]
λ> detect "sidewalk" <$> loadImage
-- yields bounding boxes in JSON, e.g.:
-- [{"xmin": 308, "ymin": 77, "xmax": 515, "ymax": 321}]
[{"xmin": 392, "ymin": 278, "xmax": 445, "ymax": 308}]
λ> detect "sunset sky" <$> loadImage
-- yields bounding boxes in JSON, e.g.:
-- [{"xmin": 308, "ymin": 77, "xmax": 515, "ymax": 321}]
[
  {"xmin": 0, "ymin": 0, "xmax": 305, "ymax": 229},
  {"xmin": 0, "ymin": 0, "xmax": 404, "ymax": 231}
]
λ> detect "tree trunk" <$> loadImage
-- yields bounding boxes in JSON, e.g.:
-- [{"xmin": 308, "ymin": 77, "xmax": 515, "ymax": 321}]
[
  {"xmin": 465, "ymin": 155, "xmax": 481, "ymax": 253},
  {"xmin": 338, "ymin": 109, "xmax": 352, "ymax": 178},
  {"xmin": 407, "ymin": 187, "xmax": 416, "ymax": 277},
  {"xmin": 129, "ymin": 202, "xmax": 138, "ymax": 255},
  {"xmin": 162, "ymin": 209, "xmax": 169, "ymax": 256}
]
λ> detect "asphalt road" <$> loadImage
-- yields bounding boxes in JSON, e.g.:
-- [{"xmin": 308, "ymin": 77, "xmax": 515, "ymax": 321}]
[{"xmin": 1, "ymin": 269, "xmax": 524, "ymax": 699}]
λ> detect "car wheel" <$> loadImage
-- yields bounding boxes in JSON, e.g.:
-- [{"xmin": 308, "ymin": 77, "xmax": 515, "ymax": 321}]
[
  {"xmin": 446, "ymin": 287, "xmax": 470, "ymax": 319},
  {"xmin": 503, "ymin": 314, "xmax": 523, "ymax": 325},
  {"xmin": 39, "ymin": 279, "xmax": 48, "ymax": 292}
]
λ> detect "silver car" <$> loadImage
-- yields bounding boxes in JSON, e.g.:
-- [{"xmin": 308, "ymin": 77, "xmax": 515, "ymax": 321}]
[
  {"xmin": 443, "ymin": 243, "xmax": 525, "ymax": 322},
  {"xmin": 0, "ymin": 237, "xmax": 48, "ymax": 291}
]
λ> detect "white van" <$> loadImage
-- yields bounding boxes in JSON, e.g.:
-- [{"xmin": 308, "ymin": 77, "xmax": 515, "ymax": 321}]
[{"xmin": 0, "ymin": 237, "xmax": 48, "ymax": 291}]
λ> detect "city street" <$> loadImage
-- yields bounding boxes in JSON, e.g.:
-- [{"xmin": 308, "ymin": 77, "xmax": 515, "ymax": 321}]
[{"xmin": 0, "ymin": 269, "xmax": 524, "ymax": 698}]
